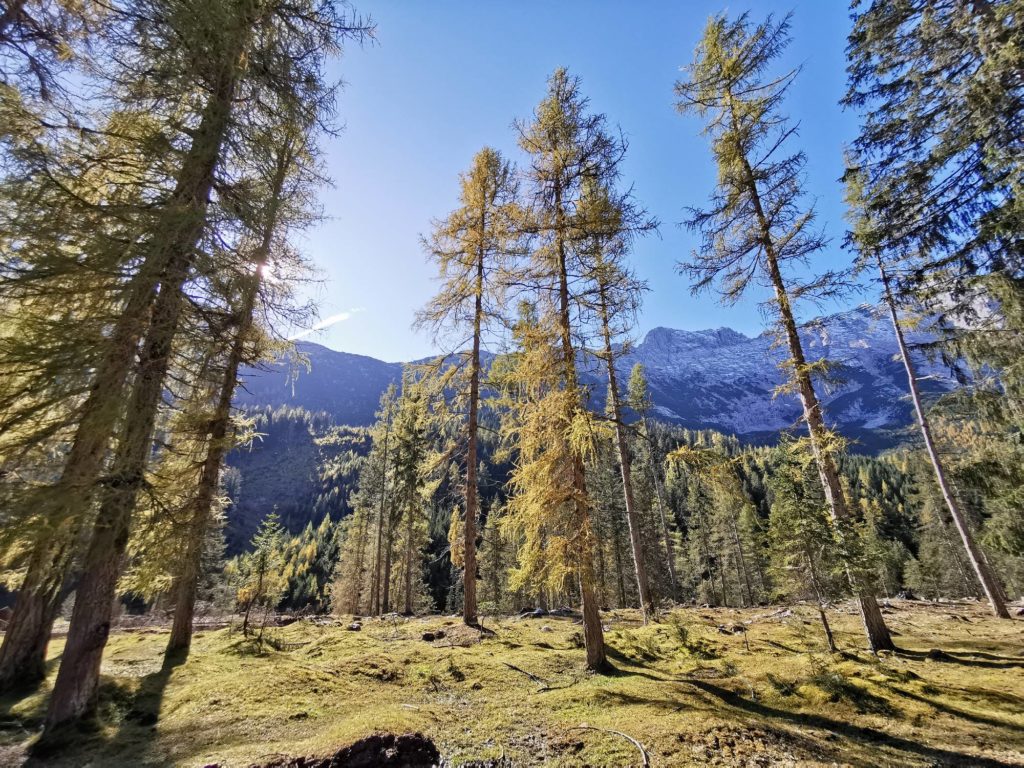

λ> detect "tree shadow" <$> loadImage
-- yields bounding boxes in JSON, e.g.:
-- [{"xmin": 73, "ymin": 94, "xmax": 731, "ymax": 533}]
[
  {"xmin": 684, "ymin": 679, "xmax": 1019, "ymax": 768},
  {"xmin": 761, "ymin": 639, "xmax": 804, "ymax": 654},
  {"xmin": 27, "ymin": 647, "xmax": 188, "ymax": 766},
  {"xmin": 886, "ymin": 685, "xmax": 1020, "ymax": 730},
  {"xmin": 898, "ymin": 649, "xmax": 1024, "ymax": 670}
]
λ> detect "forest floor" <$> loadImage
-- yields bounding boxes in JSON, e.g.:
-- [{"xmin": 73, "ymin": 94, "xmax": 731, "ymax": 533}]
[{"xmin": 0, "ymin": 599, "xmax": 1022, "ymax": 767}]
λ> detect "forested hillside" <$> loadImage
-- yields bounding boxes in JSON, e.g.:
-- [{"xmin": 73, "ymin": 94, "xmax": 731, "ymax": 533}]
[{"xmin": 1, "ymin": 1, "xmax": 1021, "ymax": 765}]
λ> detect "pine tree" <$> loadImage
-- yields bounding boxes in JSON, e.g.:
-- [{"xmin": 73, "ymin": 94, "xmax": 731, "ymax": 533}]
[
  {"xmin": 416, "ymin": 147, "xmax": 521, "ymax": 625},
  {"xmin": 675, "ymin": 13, "xmax": 895, "ymax": 651}
]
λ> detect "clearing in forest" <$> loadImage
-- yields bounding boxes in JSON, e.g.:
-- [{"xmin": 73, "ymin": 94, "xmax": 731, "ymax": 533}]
[{"xmin": 0, "ymin": 599, "xmax": 1022, "ymax": 767}]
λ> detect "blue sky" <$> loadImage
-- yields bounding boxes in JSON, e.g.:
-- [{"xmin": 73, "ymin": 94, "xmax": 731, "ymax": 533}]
[{"xmin": 293, "ymin": 1, "xmax": 860, "ymax": 362}]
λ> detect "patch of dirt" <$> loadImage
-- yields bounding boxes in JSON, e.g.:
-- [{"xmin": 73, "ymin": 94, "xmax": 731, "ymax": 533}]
[{"xmin": 248, "ymin": 732, "xmax": 440, "ymax": 767}]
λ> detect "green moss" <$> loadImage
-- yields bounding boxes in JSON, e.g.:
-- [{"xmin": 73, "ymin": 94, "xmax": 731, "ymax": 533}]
[{"xmin": 1, "ymin": 601, "xmax": 1022, "ymax": 766}]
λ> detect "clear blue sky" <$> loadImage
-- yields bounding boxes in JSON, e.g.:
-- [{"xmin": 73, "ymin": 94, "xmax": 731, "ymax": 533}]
[{"xmin": 294, "ymin": 1, "xmax": 860, "ymax": 362}]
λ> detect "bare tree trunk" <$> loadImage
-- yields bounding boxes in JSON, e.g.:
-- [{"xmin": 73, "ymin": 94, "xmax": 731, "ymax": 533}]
[
  {"xmin": 804, "ymin": 550, "xmax": 837, "ymax": 652},
  {"xmin": 594, "ymin": 512, "xmax": 609, "ymax": 608},
  {"xmin": 403, "ymin": 491, "xmax": 414, "ymax": 615},
  {"xmin": 382, "ymin": 522, "xmax": 394, "ymax": 615},
  {"xmin": 817, "ymin": 604, "xmax": 838, "ymax": 653},
  {"xmin": 878, "ymin": 259, "xmax": 1010, "ymax": 618},
  {"xmin": 167, "ymin": 140, "xmax": 292, "ymax": 656},
  {"xmin": 610, "ymin": 508, "xmax": 627, "ymax": 608},
  {"xmin": 597, "ymin": 280, "xmax": 654, "ymax": 622},
  {"xmin": 644, "ymin": 419, "xmax": 679, "ymax": 599},
  {"xmin": 370, "ymin": 410, "xmax": 392, "ymax": 616},
  {"xmin": 730, "ymin": 516, "xmax": 754, "ymax": 607},
  {"xmin": 43, "ymin": 35, "xmax": 245, "ymax": 729},
  {"xmin": 462, "ymin": 232, "xmax": 484, "ymax": 625},
  {"xmin": 554, "ymin": 187, "xmax": 605, "ymax": 670}
]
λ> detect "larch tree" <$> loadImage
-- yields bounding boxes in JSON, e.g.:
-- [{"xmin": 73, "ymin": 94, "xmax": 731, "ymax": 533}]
[
  {"xmin": 847, "ymin": 172, "xmax": 1011, "ymax": 618},
  {"xmin": 504, "ymin": 68, "xmax": 637, "ymax": 670},
  {"xmin": 164, "ymin": 128, "xmax": 322, "ymax": 656},
  {"xmin": 41, "ymin": 0, "xmax": 370, "ymax": 731},
  {"xmin": 675, "ymin": 13, "xmax": 895, "ymax": 651},
  {"xmin": 576, "ymin": 178, "xmax": 658, "ymax": 621},
  {"xmin": 844, "ymin": 0, "xmax": 1021, "ymax": 616},
  {"xmin": 416, "ymin": 146, "xmax": 522, "ymax": 625},
  {"xmin": 0, "ymin": 103, "xmax": 183, "ymax": 692}
]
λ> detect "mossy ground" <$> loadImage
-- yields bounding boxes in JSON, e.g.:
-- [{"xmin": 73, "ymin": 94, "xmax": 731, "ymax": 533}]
[{"xmin": 1, "ymin": 599, "xmax": 1022, "ymax": 767}]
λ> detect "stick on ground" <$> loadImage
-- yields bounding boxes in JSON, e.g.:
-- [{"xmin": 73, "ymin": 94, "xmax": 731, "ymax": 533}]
[{"xmin": 570, "ymin": 725, "xmax": 651, "ymax": 766}]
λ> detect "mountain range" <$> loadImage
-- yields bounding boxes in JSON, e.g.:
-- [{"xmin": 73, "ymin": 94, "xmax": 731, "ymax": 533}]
[{"xmin": 235, "ymin": 305, "xmax": 953, "ymax": 452}]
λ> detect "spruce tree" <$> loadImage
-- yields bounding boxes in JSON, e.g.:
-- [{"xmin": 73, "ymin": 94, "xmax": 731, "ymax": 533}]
[
  {"xmin": 627, "ymin": 363, "xmax": 680, "ymax": 599},
  {"xmin": 675, "ymin": 13, "xmax": 895, "ymax": 651}
]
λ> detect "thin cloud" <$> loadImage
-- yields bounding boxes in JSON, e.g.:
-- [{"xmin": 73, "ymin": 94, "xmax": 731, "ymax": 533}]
[{"xmin": 289, "ymin": 308, "xmax": 363, "ymax": 340}]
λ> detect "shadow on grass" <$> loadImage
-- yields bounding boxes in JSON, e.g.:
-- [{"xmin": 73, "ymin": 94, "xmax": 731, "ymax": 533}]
[
  {"xmin": 685, "ymin": 679, "xmax": 1019, "ymax": 768},
  {"xmin": 887, "ymin": 684, "xmax": 1023, "ymax": 730},
  {"xmin": 27, "ymin": 647, "xmax": 187, "ymax": 766},
  {"xmin": 898, "ymin": 649, "xmax": 1024, "ymax": 670}
]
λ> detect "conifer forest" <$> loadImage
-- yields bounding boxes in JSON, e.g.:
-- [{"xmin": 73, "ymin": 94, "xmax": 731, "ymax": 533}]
[{"xmin": 0, "ymin": 2, "xmax": 1022, "ymax": 766}]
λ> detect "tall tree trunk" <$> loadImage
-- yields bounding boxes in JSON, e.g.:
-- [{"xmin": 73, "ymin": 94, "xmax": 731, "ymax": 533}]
[
  {"xmin": 610, "ymin": 507, "xmax": 627, "ymax": 608},
  {"xmin": 43, "ymin": 36, "xmax": 245, "ymax": 730},
  {"xmin": 596, "ymin": 280, "xmax": 654, "ymax": 622},
  {"xmin": 403, "ymin": 490, "xmax": 414, "ymax": 615},
  {"xmin": 0, "ymin": 537, "xmax": 71, "ymax": 691},
  {"xmin": 768, "ymin": 256, "xmax": 894, "ymax": 651},
  {"xmin": 878, "ymin": 259, "xmax": 1010, "ymax": 618},
  {"xmin": 463, "ymin": 228, "xmax": 484, "ymax": 625},
  {"xmin": 644, "ymin": 419, "xmax": 679, "ymax": 599},
  {"xmin": 730, "ymin": 516, "xmax": 754, "ymax": 607},
  {"xmin": 166, "ymin": 139, "xmax": 292, "ymax": 657},
  {"xmin": 382, "ymin": 523, "xmax": 394, "ymax": 615},
  {"xmin": 805, "ymin": 550, "xmax": 838, "ymax": 652},
  {"xmin": 554, "ymin": 188, "xmax": 605, "ymax": 670},
  {"xmin": 733, "ymin": 127, "xmax": 895, "ymax": 651},
  {"xmin": 370, "ymin": 411, "xmax": 392, "ymax": 616},
  {"xmin": 350, "ymin": 508, "xmax": 370, "ymax": 614},
  {"xmin": 592, "ymin": 507, "xmax": 607, "ymax": 606},
  {"xmin": 0, "ymin": 253, "xmax": 167, "ymax": 692}
]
